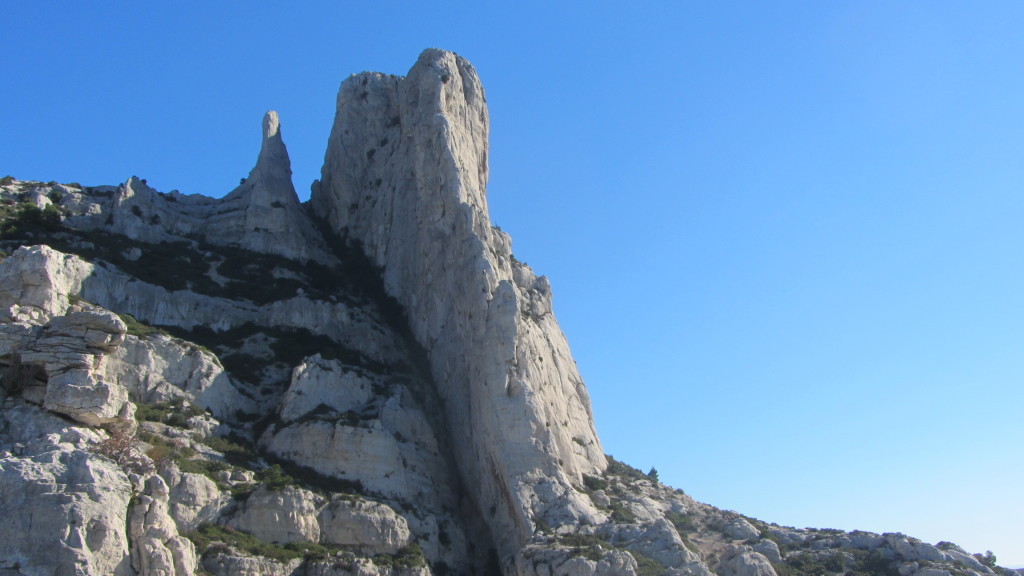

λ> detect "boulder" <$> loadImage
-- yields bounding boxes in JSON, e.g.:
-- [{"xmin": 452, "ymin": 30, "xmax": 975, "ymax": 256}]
[
  {"xmin": 228, "ymin": 485, "xmax": 322, "ymax": 544},
  {"xmin": 162, "ymin": 464, "xmax": 229, "ymax": 532},
  {"xmin": 318, "ymin": 497, "xmax": 412, "ymax": 553},
  {"xmin": 719, "ymin": 547, "xmax": 778, "ymax": 576},
  {"xmin": 753, "ymin": 539, "xmax": 782, "ymax": 563},
  {"xmin": 723, "ymin": 518, "xmax": 761, "ymax": 541},
  {"xmin": 0, "ymin": 244, "xmax": 92, "ymax": 323}
]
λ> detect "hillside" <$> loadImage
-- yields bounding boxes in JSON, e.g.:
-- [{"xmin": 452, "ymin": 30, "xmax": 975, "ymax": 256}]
[{"xmin": 0, "ymin": 49, "xmax": 1016, "ymax": 576}]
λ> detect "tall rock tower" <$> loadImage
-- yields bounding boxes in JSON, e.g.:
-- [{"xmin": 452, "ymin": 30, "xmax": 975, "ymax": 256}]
[{"xmin": 312, "ymin": 49, "xmax": 606, "ymax": 566}]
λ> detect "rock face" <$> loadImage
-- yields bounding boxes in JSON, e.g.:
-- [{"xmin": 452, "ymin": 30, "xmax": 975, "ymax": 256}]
[
  {"xmin": 718, "ymin": 547, "xmax": 777, "ymax": 576},
  {"xmin": 313, "ymin": 47, "xmax": 605, "ymax": 566},
  {"xmin": 0, "ymin": 402, "xmax": 134, "ymax": 575},
  {"xmin": 68, "ymin": 112, "xmax": 334, "ymax": 266},
  {"xmin": 228, "ymin": 486, "xmax": 323, "ymax": 544},
  {"xmin": 1, "ymin": 246, "xmax": 135, "ymax": 427},
  {"xmin": 318, "ymin": 497, "xmax": 412, "ymax": 554},
  {"xmin": 0, "ymin": 48, "xmax": 1016, "ymax": 576},
  {"xmin": 129, "ymin": 475, "xmax": 198, "ymax": 576}
]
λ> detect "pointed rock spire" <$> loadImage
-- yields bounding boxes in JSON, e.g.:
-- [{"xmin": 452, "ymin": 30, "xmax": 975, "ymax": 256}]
[{"xmin": 249, "ymin": 110, "xmax": 293, "ymax": 184}]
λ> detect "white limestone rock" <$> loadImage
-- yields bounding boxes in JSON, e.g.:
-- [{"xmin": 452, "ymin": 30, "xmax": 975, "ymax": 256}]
[
  {"xmin": 900, "ymin": 562, "xmax": 921, "ymax": 576},
  {"xmin": 278, "ymin": 355, "xmax": 377, "ymax": 422},
  {"xmin": 723, "ymin": 518, "xmax": 761, "ymax": 541},
  {"xmin": 608, "ymin": 518, "xmax": 702, "ymax": 569},
  {"xmin": 886, "ymin": 534, "xmax": 946, "ymax": 563},
  {"xmin": 261, "ymin": 419, "xmax": 440, "ymax": 504},
  {"xmin": 752, "ymin": 539, "xmax": 782, "ymax": 563},
  {"xmin": 70, "ymin": 251, "xmax": 404, "ymax": 369},
  {"xmin": 105, "ymin": 332, "xmax": 257, "ymax": 420},
  {"xmin": 228, "ymin": 485, "xmax": 323, "ymax": 544},
  {"xmin": 0, "ymin": 413, "xmax": 134, "ymax": 575},
  {"xmin": 844, "ymin": 530, "xmax": 886, "ymax": 550},
  {"xmin": 313, "ymin": 47, "xmax": 605, "ymax": 565},
  {"xmin": 719, "ymin": 546, "xmax": 778, "ymax": 576},
  {"xmin": 915, "ymin": 569, "xmax": 952, "ymax": 576},
  {"xmin": 128, "ymin": 474, "xmax": 198, "ymax": 576},
  {"xmin": 68, "ymin": 113, "xmax": 336, "ymax": 265},
  {"xmin": 200, "ymin": 553, "xmax": 303, "ymax": 576},
  {"xmin": 304, "ymin": 558, "xmax": 431, "ymax": 576},
  {"xmin": 0, "ymin": 244, "xmax": 91, "ymax": 324},
  {"xmin": 589, "ymin": 490, "xmax": 611, "ymax": 509},
  {"xmin": 514, "ymin": 545, "xmax": 639, "ymax": 576},
  {"xmin": 318, "ymin": 497, "xmax": 412, "ymax": 553},
  {"xmin": 10, "ymin": 301, "xmax": 134, "ymax": 427},
  {"xmin": 161, "ymin": 463, "xmax": 230, "ymax": 532},
  {"xmin": 765, "ymin": 526, "xmax": 807, "ymax": 547}
]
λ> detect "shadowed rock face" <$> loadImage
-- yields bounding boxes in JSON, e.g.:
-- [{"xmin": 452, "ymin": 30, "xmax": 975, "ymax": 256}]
[{"xmin": 313, "ymin": 48, "xmax": 606, "ymax": 565}]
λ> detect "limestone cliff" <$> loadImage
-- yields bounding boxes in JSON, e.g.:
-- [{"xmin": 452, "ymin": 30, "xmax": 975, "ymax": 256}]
[
  {"xmin": 312, "ymin": 49, "xmax": 606, "ymax": 564},
  {"xmin": 0, "ymin": 48, "xmax": 1014, "ymax": 576}
]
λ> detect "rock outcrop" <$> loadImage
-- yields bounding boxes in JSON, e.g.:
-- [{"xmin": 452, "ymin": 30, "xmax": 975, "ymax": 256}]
[
  {"xmin": 68, "ymin": 112, "xmax": 334, "ymax": 266},
  {"xmin": 0, "ymin": 402, "xmax": 134, "ymax": 575},
  {"xmin": 129, "ymin": 475, "xmax": 198, "ymax": 576},
  {"xmin": 313, "ymin": 47, "xmax": 605, "ymax": 567}
]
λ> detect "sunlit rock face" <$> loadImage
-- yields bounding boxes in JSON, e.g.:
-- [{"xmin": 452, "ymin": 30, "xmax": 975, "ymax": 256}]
[
  {"xmin": 67, "ymin": 111, "xmax": 335, "ymax": 266},
  {"xmin": 313, "ymin": 48, "xmax": 606, "ymax": 565}
]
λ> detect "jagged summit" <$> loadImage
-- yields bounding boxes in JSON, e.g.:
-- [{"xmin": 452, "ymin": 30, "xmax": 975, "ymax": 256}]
[
  {"xmin": 256, "ymin": 110, "xmax": 291, "ymax": 181},
  {"xmin": 221, "ymin": 109, "xmax": 324, "ymax": 260},
  {"xmin": 0, "ymin": 49, "xmax": 1014, "ymax": 576},
  {"xmin": 229, "ymin": 110, "xmax": 293, "ymax": 200},
  {"xmin": 63, "ymin": 111, "xmax": 334, "ymax": 264}
]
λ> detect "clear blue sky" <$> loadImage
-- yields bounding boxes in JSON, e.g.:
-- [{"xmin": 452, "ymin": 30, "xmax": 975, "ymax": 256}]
[{"xmin": 4, "ymin": 2, "xmax": 1022, "ymax": 566}]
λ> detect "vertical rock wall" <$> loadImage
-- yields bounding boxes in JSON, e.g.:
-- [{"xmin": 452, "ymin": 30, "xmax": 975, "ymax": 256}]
[{"xmin": 312, "ymin": 49, "xmax": 606, "ymax": 564}]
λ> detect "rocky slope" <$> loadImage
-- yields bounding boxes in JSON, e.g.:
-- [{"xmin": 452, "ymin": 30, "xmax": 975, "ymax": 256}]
[{"xmin": 0, "ymin": 49, "xmax": 1015, "ymax": 576}]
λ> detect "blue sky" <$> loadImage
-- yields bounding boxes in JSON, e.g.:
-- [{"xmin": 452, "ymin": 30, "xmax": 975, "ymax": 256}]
[{"xmin": 4, "ymin": 2, "xmax": 1022, "ymax": 566}]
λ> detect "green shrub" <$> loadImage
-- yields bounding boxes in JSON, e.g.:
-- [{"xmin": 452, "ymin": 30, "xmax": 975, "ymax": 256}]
[
  {"xmin": 134, "ymin": 400, "xmax": 204, "ymax": 428},
  {"xmin": 0, "ymin": 203, "xmax": 62, "ymax": 237},
  {"xmin": 177, "ymin": 458, "xmax": 231, "ymax": 479},
  {"xmin": 664, "ymin": 510, "xmax": 696, "ymax": 534},
  {"xmin": 583, "ymin": 474, "xmax": 608, "ymax": 492},
  {"xmin": 373, "ymin": 543, "xmax": 426, "ymax": 569},
  {"xmin": 558, "ymin": 533, "xmax": 609, "ymax": 561},
  {"xmin": 605, "ymin": 455, "xmax": 647, "ymax": 481},
  {"xmin": 119, "ymin": 313, "xmax": 171, "ymax": 338},
  {"xmin": 258, "ymin": 464, "xmax": 293, "ymax": 491},
  {"xmin": 609, "ymin": 501, "xmax": 637, "ymax": 524},
  {"xmin": 776, "ymin": 551, "xmax": 850, "ymax": 576},
  {"xmin": 186, "ymin": 523, "xmax": 334, "ymax": 563},
  {"xmin": 633, "ymin": 552, "xmax": 664, "ymax": 576},
  {"xmin": 975, "ymin": 551, "xmax": 997, "ymax": 569},
  {"xmin": 140, "ymin": 432, "xmax": 196, "ymax": 463},
  {"xmin": 203, "ymin": 435, "xmax": 256, "ymax": 468},
  {"xmin": 165, "ymin": 412, "xmax": 191, "ymax": 428}
]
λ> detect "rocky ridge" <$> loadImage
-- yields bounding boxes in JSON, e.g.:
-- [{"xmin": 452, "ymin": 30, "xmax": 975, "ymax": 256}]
[{"xmin": 0, "ymin": 49, "xmax": 1015, "ymax": 576}]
